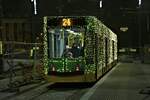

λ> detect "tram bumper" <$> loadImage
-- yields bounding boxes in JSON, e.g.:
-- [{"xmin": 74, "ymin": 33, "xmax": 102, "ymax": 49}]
[{"xmin": 45, "ymin": 72, "xmax": 96, "ymax": 82}]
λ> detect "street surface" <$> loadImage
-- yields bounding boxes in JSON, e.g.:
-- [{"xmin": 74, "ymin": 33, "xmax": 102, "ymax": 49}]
[{"xmin": 1, "ymin": 61, "xmax": 150, "ymax": 100}]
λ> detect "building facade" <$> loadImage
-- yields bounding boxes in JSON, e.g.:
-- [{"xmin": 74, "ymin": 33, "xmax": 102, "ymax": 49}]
[{"xmin": 0, "ymin": 18, "xmax": 33, "ymax": 42}]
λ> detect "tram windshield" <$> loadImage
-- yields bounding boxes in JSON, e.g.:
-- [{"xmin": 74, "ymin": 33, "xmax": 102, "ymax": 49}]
[{"xmin": 48, "ymin": 27, "xmax": 85, "ymax": 58}]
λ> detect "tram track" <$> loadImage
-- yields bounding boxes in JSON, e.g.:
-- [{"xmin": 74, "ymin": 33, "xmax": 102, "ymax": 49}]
[
  {"xmin": 65, "ymin": 88, "xmax": 89, "ymax": 100},
  {"xmin": 0, "ymin": 82, "xmax": 92, "ymax": 100},
  {"xmin": 29, "ymin": 83, "xmax": 93, "ymax": 100},
  {"xmin": 0, "ymin": 81, "xmax": 53, "ymax": 100}
]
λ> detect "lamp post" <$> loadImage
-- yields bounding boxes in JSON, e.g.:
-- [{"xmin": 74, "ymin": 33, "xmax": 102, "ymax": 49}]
[
  {"xmin": 30, "ymin": 0, "xmax": 38, "ymax": 78},
  {"xmin": 137, "ymin": 0, "xmax": 142, "ymax": 61}
]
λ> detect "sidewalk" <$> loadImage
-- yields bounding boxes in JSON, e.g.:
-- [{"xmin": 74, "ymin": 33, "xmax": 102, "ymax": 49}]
[{"xmin": 81, "ymin": 62, "xmax": 150, "ymax": 100}]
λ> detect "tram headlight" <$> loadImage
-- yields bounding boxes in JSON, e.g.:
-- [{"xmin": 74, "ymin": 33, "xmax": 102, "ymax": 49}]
[
  {"xmin": 50, "ymin": 64, "xmax": 56, "ymax": 71},
  {"xmin": 52, "ymin": 66, "xmax": 56, "ymax": 71},
  {"xmin": 76, "ymin": 64, "xmax": 80, "ymax": 71}
]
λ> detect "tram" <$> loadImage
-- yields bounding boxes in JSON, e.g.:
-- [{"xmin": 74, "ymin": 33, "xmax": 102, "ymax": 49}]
[{"xmin": 43, "ymin": 16, "xmax": 117, "ymax": 82}]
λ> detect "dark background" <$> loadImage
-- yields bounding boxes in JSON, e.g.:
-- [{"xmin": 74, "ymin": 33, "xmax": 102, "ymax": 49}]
[{"xmin": 0, "ymin": 0, "xmax": 150, "ymax": 48}]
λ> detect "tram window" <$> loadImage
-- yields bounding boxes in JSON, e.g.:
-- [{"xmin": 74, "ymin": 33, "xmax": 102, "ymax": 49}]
[{"xmin": 47, "ymin": 27, "xmax": 85, "ymax": 58}]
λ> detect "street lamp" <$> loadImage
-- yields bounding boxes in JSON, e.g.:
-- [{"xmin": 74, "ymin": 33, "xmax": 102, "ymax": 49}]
[
  {"xmin": 31, "ymin": 0, "xmax": 37, "ymax": 15},
  {"xmin": 137, "ymin": 0, "xmax": 142, "ymax": 61},
  {"xmin": 120, "ymin": 27, "xmax": 128, "ymax": 32},
  {"xmin": 138, "ymin": 0, "xmax": 142, "ymax": 7},
  {"xmin": 99, "ymin": 0, "xmax": 103, "ymax": 8}
]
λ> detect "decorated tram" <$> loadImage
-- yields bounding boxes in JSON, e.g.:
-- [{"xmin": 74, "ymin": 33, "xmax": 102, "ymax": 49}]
[{"xmin": 42, "ymin": 16, "xmax": 117, "ymax": 82}]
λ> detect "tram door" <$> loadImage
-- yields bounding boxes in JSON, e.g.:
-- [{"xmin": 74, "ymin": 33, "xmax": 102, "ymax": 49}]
[
  {"xmin": 112, "ymin": 41, "xmax": 115, "ymax": 61},
  {"xmin": 104, "ymin": 38, "xmax": 108, "ymax": 73}
]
